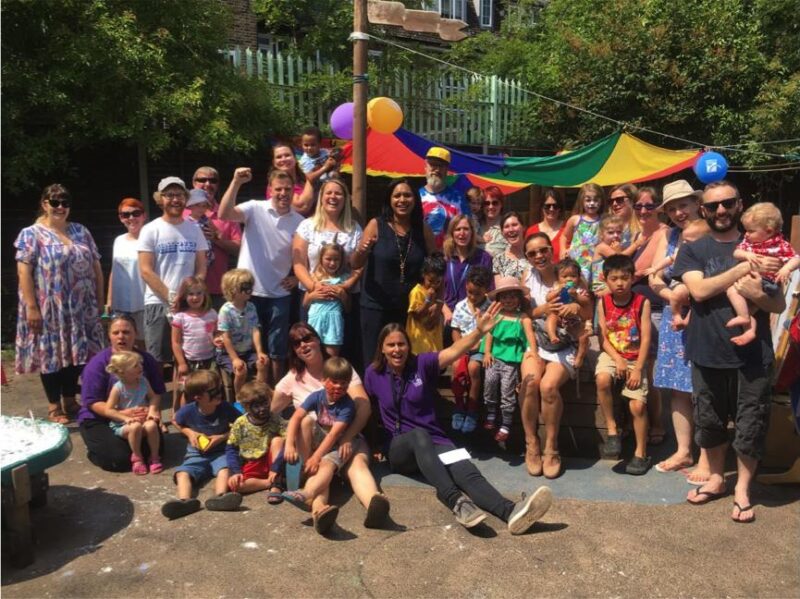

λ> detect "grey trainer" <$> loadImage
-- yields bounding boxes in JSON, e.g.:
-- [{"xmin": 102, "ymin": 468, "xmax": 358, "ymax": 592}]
[
  {"xmin": 507, "ymin": 486, "xmax": 553, "ymax": 535},
  {"xmin": 453, "ymin": 495, "xmax": 487, "ymax": 528}
]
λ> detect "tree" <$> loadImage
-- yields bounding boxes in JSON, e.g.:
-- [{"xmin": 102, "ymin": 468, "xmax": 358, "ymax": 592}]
[{"xmin": 1, "ymin": 0, "xmax": 282, "ymax": 192}]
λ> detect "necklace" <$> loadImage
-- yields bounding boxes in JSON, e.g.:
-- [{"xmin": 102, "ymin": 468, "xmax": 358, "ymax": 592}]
[{"xmin": 391, "ymin": 223, "xmax": 413, "ymax": 283}]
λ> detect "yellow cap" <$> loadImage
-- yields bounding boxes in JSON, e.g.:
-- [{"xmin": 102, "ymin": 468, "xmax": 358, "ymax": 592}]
[{"xmin": 426, "ymin": 147, "xmax": 451, "ymax": 163}]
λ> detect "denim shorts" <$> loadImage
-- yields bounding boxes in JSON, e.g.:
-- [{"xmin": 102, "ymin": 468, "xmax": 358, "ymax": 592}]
[
  {"xmin": 215, "ymin": 349, "xmax": 258, "ymax": 374},
  {"xmin": 174, "ymin": 448, "xmax": 229, "ymax": 484},
  {"xmin": 250, "ymin": 295, "xmax": 291, "ymax": 359}
]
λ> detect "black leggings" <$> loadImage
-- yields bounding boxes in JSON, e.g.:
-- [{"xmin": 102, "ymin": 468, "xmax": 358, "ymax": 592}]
[
  {"xmin": 388, "ymin": 428, "xmax": 514, "ymax": 520},
  {"xmin": 40, "ymin": 365, "xmax": 82, "ymax": 405},
  {"xmin": 79, "ymin": 419, "xmax": 162, "ymax": 472}
]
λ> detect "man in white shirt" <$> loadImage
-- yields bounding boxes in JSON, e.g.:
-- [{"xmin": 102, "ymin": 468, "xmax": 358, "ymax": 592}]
[
  {"xmin": 219, "ymin": 168, "xmax": 303, "ymax": 383},
  {"xmin": 138, "ymin": 176, "xmax": 208, "ymax": 362}
]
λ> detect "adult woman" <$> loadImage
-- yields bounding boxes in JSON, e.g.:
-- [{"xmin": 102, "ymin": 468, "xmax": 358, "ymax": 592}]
[
  {"xmin": 268, "ymin": 142, "xmax": 315, "ymax": 216},
  {"xmin": 492, "ymin": 212, "xmax": 529, "ymax": 283},
  {"xmin": 441, "ymin": 215, "xmax": 493, "ymax": 326},
  {"xmin": 107, "ymin": 198, "xmax": 147, "ymax": 346},
  {"xmin": 608, "ymin": 184, "xmax": 641, "ymax": 247},
  {"xmin": 364, "ymin": 314, "xmax": 553, "ymax": 533},
  {"xmin": 272, "ymin": 322, "xmax": 390, "ymax": 527},
  {"xmin": 77, "ymin": 314, "xmax": 166, "ymax": 471},
  {"xmin": 352, "ymin": 178, "xmax": 435, "ymax": 366},
  {"xmin": 648, "ymin": 182, "xmax": 710, "ymax": 481},
  {"xmin": 481, "ymin": 186, "xmax": 508, "ymax": 257},
  {"xmin": 525, "ymin": 189, "xmax": 567, "ymax": 260},
  {"xmin": 15, "ymin": 184, "xmax": 106, "ymax": 423},
  {"xmin": 630, "ymin": 187, "xmax": 670, "ymax": 445},
  {"xmin": 520, "ymin": 233, "xmax": 593, "ymax": 478}
]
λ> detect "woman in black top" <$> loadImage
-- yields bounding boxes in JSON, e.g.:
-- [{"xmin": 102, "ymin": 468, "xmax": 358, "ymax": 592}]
[{"xmin": 351, "ymin": 178, "xmax": 436, "ymax": 366}]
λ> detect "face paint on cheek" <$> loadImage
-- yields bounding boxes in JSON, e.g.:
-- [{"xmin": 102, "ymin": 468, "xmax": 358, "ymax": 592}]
[{"xmin": 324, "ymin": 380, "xmax": 346, "ymax": 401}]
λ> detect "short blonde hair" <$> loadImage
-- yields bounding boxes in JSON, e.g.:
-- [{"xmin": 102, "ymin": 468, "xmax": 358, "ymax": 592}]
[
  {"xmin": 742, "ymin": 202, "xmax": 782, "ymax": 232},
  {"xmin": 599, "ymin": 214, "xmax": 625, "ymax": 233},
  {"xmin": 221, "ymin": 268, "xmax": 255, "ymax": 302},
  {"xmin": 105, "ymin": 350, "xmax": 143, "ymax": 377},
  {"xmin": 322, "ymin": 356, "xmax": 353, "ymax": 382}
]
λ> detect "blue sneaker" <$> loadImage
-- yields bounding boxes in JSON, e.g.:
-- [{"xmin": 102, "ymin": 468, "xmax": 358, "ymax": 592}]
[
  {"xmin": 451, "ymin": 411, "xmax": 466, "ymax": 431},
  {"xmin": 461, "ymin": 412, "xmax": 478, "ymax": 433}
]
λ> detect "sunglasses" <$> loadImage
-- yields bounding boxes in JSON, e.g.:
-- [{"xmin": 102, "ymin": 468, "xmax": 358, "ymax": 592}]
[
  {"xmin": 119, "ymin": 209, "xmax": 144, "ymax": 219},
  {"xmin": 239, "ymin": 285, "xmax": 253, "ymax": 293},
  {"xmin": 207, "ymin": 386, "xmax": 224, "ymax": 400},
  {"xmin": 195, "ymin": 177, "xmax": 218, "ymax": 184},
  {"xmin": 633, "ymin": 203, "xmax": 656, "ymax": 212},
  {"xmin": 484, "ymin": 200, "xmax": 501, "ymax": 207},
  {"xmin": 292, "ymin": 333, "xmax": 315, "ymax": 347},
  {"xmin": 47, "ymin": 198, "xmax": 71, "ymax": 208},
  {"xmin": 543, "ymin": 204, "xmax": 560, "ymax": 211},
  {"xmin": 526, "ymin": 247, "xmax": 551, "ymax": 258},
  {"xmin": 609, "ymin": 197, "xmax": 628, "ymax": 205},
  {"xmin": 702, "ymin": 198, "xmax": 738, "ymax": 212}
]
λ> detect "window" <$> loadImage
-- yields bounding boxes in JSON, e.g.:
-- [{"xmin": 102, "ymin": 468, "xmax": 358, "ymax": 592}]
[
  {"xmin": 480, "ymin": 0, "xmax": 493, "ymax": 28},
  {"xmin": 438, "ymin": 0, "xmax": 466, "ymax": 20}
]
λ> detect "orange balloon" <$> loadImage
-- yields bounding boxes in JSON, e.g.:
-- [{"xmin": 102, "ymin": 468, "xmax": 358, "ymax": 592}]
[{"xmin": 367, "ymin": 97, "xmax": 404, "ymax": 134}]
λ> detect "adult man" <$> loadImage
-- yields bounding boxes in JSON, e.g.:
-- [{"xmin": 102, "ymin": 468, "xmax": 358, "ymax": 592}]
[
  {"xmin": 218, "ymin": 167, "xmax": 303, "ymax": 383},
  {"xmin": 673, "ymin": 180, "xmax": 785, "ymax": 523},
  {"xmin": 419, "ymin": 147, "xmax": 470, "ymax": 248},
  {"xmin": 190, "ymin": 166, "xmax": 242, "ymax": 309},
  {"xmin": 138, "ymin": 177, "xmax": 208, "ymax": 363}
]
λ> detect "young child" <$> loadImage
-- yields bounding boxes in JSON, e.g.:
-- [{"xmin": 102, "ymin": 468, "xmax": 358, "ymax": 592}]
[
  {"xmin": 225, "ymin": 381, "xmax": 286, "ymax": 502},
  {"xmin": 104, "ymin": 351, "xmax": 163, "ymax": 475},
  {"xmin": 450, "ymin": 266, "xmax": 492, "ymax": 433},
  {"xmin": 162, "ymin": 370, "xmax": 243, "ymax": 519},
  {"xmin": 304, "ymin": 241, "xmax": 350, "ymax": 357},
  {"xmin": 589, "ymin": 214, "xmax": 640, "ymax": 295},
  {"xmin": 564, "ymin": 183, "xmax": 604, "ymax": 279},
  {"xmin": 644, "ymin": 219, "xmax": 709, "ymax": 331},
  {"xmin": 171, "ymin": 276, "xmax": 218, "ymax": 413},
  {"xmin": 595, "ymin": 255, "xmax": 652, "ymax": 475},
  {"xmin": 299, "ymin": 126, "xmax": 334, "ymax": 183},
  {"xmin": 544, "ymin": 258, "xmax": 592, "ymax": 368},
  {"xmin": 186, "ymin": 189, "xmax": 215, "ymax": 268},
  {"xmin": 482, "ymin": 276, "xmax": 537, "ymax": 444},
  {"xmin": 465, "ymin": 186, "xmax": 485, "ymax": 245},
  {"xmin": 216, "ymin": 269, "xmax": 268, "ymax": 396},
  {"xmin": 407, "ymin": 253, "xmax": 447, "ymax": 355},
  {"xmin": 282, "ymin": 357, "xmax": 368, "ymax": 534},
  {"xmin": 726, "ymin": 202, "xmax": 800, "ymax": 346}
]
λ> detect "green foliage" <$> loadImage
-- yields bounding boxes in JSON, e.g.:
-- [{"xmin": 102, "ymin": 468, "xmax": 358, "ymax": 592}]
[
  {"xmin": 1, "ymin": 0, "xmax": 281, "ymax": 192},
  {"xmin": 448, "ymin": 0, "xmax": 800, "ymax": 167}
]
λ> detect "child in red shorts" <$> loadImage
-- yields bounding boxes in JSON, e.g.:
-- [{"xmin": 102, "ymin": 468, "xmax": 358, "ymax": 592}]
[{"xmin": 225, "ymin": 381, "xmax": 285, "ymax": 503}]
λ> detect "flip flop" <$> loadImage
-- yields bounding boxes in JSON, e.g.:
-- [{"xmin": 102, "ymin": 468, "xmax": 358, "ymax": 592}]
[
  {"xmin": 731, "ymin": 502, "xmax": 756, "ymax": 524},
  {"xmin": 685, "ymin": 469, "xmax": 711, "ymax": 486},
  {"xmin": 655, "ymin": 459, "xmax": 693, "ymax": 473},
  {"xmin": 281, "ymin": 490, "xmax": 311, "ymax": 512},
  {"xmin": 687, "ymin": 488, "xmax": 727, "ymax": 505}
]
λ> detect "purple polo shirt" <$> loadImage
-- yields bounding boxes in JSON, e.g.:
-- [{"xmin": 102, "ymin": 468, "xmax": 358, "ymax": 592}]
[
  {"xmin": 444, "ymin": 248, "xmax": 494, "ymax": 310},
  {"xmin": 77, "ymin": 347, "xmax": 166, "ymax": 424},
  {"xmin": 364, "ymin": 352, "xmax": 453, "ymax": 447}
]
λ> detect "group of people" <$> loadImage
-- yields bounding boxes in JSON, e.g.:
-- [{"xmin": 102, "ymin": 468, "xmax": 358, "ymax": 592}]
[{"xmin": 14, "ymin": 135, "xmax": 796, "ymax": 529}]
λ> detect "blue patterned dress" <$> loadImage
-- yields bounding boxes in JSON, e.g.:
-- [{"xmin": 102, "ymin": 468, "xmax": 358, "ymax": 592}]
[
  {"xmin": 653, "ymin": 227, "xmax": 692, "ymax": 392},
  {"xmin": 14, "ymin": 223, "xmax": 106, "ymax": 374}
]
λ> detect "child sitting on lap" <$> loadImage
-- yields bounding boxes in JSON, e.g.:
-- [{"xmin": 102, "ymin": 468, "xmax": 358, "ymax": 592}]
[
  {"xmin": 544, "ymin": 258, "xmax": 591, "ymax": 367},
  {"xmin": 282, "ymin": 357, "xmax": 369, "ymax": 534},
  {"xmin": 225, "ymin": 381, "xmax": 286, "ymax": 503},
  {"xmin": 161, "ymin": 370, "xmax": 243, "ymax": 520}
]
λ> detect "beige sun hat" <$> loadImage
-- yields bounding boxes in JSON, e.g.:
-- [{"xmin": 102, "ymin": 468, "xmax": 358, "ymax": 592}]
[
  {"xmin": 661, "ymin": 179, "xmax": 702, "ymax": 209},
  {"xmin": 488, "ymin": 276, "xmax": 530, "ymax": 300}
]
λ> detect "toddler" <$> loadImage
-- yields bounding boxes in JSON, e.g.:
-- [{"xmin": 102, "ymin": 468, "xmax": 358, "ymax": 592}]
[
  {"xmin": 299, "ymin": 126, "xmax": 337, "ymax": 183},
  {"xmin": 216, "ymin": 268, "xmax": 268, "ymax": 396},
  {"xmin": 186, "ymin": 189, "xmax": 215, "ymax": 267},
  {"xmin": 589, "ymin": 214, "xmax": 640, "ymax": 295},
  {"xmin": 407, "ymin": 253, "xmax": 447, "ymax": 354},
  {"xmin": 449, "ymin": 265, "xmax": 492, "ymax": 433},
  {"xmin": 482, "ymin": 277, "xmax": 537, "ymax": 444},
  {"xmin": 544, "ymin": 258, "xmax": 591, "ymax": 368},
  {"xmin": 226, "ymin": 381, "xmax": 286, "ymax": 502},
  {"xmin": 104, "ymin": 351, "xmax": 163, "ymax": 475},
  {"xmin": 162, "ymin": 370, "xmax": 243, "ymax": 519},
  {"xmin": 305, "ymin": 241, "xmax": 350, "ymax": 356},
  {"xmin": 727, "ymin": 202, "xmax": 800, "ymax": 346}
]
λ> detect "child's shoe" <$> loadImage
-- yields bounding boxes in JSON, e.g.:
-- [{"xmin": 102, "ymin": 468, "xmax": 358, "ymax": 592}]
[
  {"xmin": 205, "ymin": 491, "xmax": 242, "ymax": 512},
  {"xmin": 482, "ymin": 416, "xmax": 496, "ymax": 432},
  {"xmin": 601, "ymin": 434, "xmax": 621, "ymax": 459},
  {"xmin": 161, "ymin": 498, "xmax": 201, "ymax": 519},
  {"xmin": 625, "ymin": 456, "xmax": 652, "ymax": 476},
  {"xmin": 451, "ymin": 411, "xmax": 466, "ymax": 431},
  {"xmin": 494, "ymin": 426, "xmax": 510, "ymax": 443},
  {"xmin": 452, "ymin": 495, "xmax": 487, "ymax": 529},
  {"xmin": 461, "ymin": 412, "xmax": 479, "ymax": 434},
  {"xmin": 281, "ymin": 490, "xmax": 312, "ymax": 512},
  {"xmin": 364, "ymin": 493, "xmax": 391, "ymax": 529},
  {"xmin": 313, "ymin": 504, "xmax": 339, "ymax": 534},
  {"xmin": 148, "ymin": 458, "xmax": 164, "ymax": 474},
  {"xmin": 131, "ymin": 454, "xmax": 148, "ymax": 475}
]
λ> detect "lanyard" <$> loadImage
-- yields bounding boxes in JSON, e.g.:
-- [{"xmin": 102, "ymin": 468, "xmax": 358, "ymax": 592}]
[
  {"xmin": 448, "ymin": 258, "xmax": 471, "ymax": 297},
  {"xmin": 391, "ymin": 373, "xmax": 408, "ymax": 434}
]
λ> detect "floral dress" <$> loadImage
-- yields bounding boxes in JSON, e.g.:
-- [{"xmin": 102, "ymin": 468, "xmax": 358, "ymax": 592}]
[
  {"xmin": 568, "ymin": 216, "xmax": 600, "ymax": 282},
  {"xmin": 653, "ymin": 227, "xmax": 691, "ymax": 393},
  {"xmin": 15, "ymin": 223, "xmax": 106, "ymax": 374}
]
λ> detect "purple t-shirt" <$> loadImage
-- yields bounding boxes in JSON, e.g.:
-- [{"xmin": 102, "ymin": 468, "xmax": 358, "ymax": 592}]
[
  {"xmin": 78, "ymin": 347, "xmax": 166, "ymax": 424},
  {"xmin": 444, "ymin": 249, "xmax": 494, "ymax": 310},
  {"xmin": 364, "ymin": 351, "xmax": 452, "ymax": 447}
]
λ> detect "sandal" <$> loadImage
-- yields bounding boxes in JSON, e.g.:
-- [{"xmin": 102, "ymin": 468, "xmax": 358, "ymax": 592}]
[
  {"xmin": 149, "ymin": 459, "xmax": 164, "ymax": 474},
  {"xmin": 267, "ymin": 481, "xmax": 285, "ymax": 505},
  {"xmin": 494, "ymin": 427, "xmax": 510, "ymax": 443},
  {"xmin": 131, "ymin": 454, "xmax": 148, "ymax": 475},
  {"xmin": 47, "ymin": 405, "xmax": 69, "ymax": 425},
  {"xmin": 61, "ymin": 396, "xmax": 81, "ymax": 417},
  {"xmin": 281, "ymin": 490, "xmax": 311, "ymax": 512},
  {"xmin": 543, "ymin": 452, "xmax": 563, "ymax": 479}
]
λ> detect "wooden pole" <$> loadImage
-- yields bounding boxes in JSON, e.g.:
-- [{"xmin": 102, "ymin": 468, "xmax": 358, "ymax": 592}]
[{"xmin": 352, "ymin": 0, "xmax": 369, "ymax": 224}]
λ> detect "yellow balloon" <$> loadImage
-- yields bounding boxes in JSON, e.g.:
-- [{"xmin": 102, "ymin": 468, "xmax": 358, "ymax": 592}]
[{"xmin": 367, "ymin": 97, "xmax": 404, "ymax": 134}]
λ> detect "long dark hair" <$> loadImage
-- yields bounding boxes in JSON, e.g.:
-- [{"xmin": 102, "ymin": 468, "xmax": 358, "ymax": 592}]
[
  {"xmin": 370, "ymin": 323, "xmax": 413, "ymax": 373},
  {"xmin": 269, "ymin": 142, "xmax": 306, "ymax": 184},
  {"xmin": 383, "ymin": 178, "xmax": 426, "ymax": 247}
]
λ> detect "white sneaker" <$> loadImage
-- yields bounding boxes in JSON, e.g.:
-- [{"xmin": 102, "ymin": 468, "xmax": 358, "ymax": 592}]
[{"xmin": 507, "ymin": 486, "xmax": 553, "ymax": 535}]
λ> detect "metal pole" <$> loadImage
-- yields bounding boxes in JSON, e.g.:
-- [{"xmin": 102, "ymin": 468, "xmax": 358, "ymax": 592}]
[{"xmin": 351, "ymin": 0, "xmax": 368, "ymax": 224}]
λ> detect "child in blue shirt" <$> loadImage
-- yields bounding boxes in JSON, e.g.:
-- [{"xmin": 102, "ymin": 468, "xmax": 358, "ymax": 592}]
[
  {"xmin": 161, "ymin": 370, "xmax": 243, "ymax": 519},
  {"xmin": 299, "ymin": 126, "xmax": 337, "ymax": 185}
]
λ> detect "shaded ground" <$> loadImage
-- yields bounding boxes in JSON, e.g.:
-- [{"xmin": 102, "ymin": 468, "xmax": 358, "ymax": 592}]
[{"xmin": 2, "ymin": 371, "xmax": 799, "ymax": 598}]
